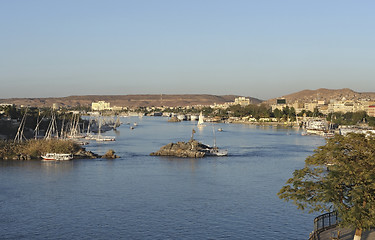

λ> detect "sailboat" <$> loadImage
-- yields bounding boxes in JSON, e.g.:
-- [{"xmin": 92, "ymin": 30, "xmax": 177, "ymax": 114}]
[
  {"xmin": 113, "ymin": 115, "xmax": 122, "ymax": 129},
  {"xmin": 205, "ymin": 127, "xmax": 228, "ymax": 156},
  {"xmin": 85, "ymin": 115, "xmax": 115, "ymax": 141},
  {"xmin": 197, "ymin": 112, "xmax": 205, "ymax": 127},
  {"xmin": 95, "ymin": 117, "xmax": 116, "ymax": 142}
]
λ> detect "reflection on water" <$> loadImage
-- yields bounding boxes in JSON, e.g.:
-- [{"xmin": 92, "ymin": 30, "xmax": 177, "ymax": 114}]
[
  {"xmin": 0, "ymin": 160, "xmax": 75, "ymax": 175},
  {"xmin": 159, "ymin": 157, "xmax": 217, "ymax": 173},
  {"xmin": 41, "ymin": 161, "xmax": 74, "ymax": 174},
  {"xmin": 0, "ymin": 117, "xmax": 325, "ymax": 240}
]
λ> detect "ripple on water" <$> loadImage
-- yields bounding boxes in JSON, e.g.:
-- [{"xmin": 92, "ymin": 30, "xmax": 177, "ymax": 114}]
[{"xmin": 0, "ymin": 117, "xmax": 324, "ymax": 239}]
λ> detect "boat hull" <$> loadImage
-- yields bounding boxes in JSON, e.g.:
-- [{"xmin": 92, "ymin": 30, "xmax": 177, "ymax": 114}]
[{"xmin": 41, "ymin": 153, "xmax": 73, "ymax": 161}]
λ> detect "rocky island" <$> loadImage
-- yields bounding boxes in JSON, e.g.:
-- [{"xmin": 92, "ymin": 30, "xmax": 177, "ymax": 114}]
[{"xmin": 150, "ymin": 139, "xmax": 228, "ymax": 158}]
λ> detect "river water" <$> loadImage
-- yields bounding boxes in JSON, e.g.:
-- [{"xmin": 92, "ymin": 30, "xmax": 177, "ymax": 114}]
[{"xmin": 0, "ymin": 117, "xmax": 324, "ymax": 240}]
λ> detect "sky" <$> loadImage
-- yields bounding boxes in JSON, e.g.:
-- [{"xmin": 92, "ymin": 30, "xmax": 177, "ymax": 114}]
[{"xmin": 1, "ymin": 0, "xmax": 374, "ymax": 100}]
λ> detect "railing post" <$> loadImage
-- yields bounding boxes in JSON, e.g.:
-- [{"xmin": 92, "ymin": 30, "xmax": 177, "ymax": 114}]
[{"xmin": 329, "ymin": 212, "xmax": 331, "ymax": 226}]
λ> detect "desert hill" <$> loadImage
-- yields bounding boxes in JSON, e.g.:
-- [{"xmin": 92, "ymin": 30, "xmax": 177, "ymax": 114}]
[
  {"xmin": 0, "ymin": 94, "xmax": 263, "ymax": 108},
  {"xmin": 266, "ymin": 88, "xmax": 375, "ymax": 105},
  {"xmin": 2, "ymin": 89, "xmax": 374, "ymax": 109}
]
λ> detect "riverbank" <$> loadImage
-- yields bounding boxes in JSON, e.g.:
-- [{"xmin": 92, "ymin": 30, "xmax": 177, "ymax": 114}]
[{"xmin": 228, "ymin": 120, "xmax": 300, "ymax": 127}]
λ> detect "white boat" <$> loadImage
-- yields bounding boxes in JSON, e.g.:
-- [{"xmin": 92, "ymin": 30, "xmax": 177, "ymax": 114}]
[
  {"xmin": 197, "ymin": 112, "xmax": 205, "ymax": 126},
  {"xmin": 204, "ymin": 126, "xmax": 228, "ymax": 156},
  {"xmin": 205, "ymin": 147, "xmax": 228, "ymax": 156},
  {"xmin": 95, "ymin": 135, "xmax": 116, "ymax": 142},
  {"xmin": 304, "ymin": 119, "xmax": 328, "ymax": 136},
  {"xmin": 41, "ymin": 153, "xmax": 73, "ymax": 161},
  {"xmin": 73, "ymin": 140, "xmax": 90, "ymax": 145}
]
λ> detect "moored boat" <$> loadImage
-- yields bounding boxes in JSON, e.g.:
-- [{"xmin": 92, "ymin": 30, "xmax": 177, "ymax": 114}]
[
  {"xmin": 204, "ymin": 147, "xmax": 228, "ymax": 156},
  {"xmin": 95, "ymin": 136, "xmax": 116, "ymax": 142},
  {"xmin": 41, "ymin": 153, "xmax": 73, "ymax": 161}
]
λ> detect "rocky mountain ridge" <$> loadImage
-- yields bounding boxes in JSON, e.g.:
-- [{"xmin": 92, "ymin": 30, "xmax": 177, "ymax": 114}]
[{"xmin": 266, "ymin": 88, "xmax": 375, "ymax": 105}]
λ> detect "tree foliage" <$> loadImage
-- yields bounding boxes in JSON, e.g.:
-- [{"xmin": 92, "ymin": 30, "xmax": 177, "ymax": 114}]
[
  {"xmin": 328, "ymin": 111, "xmax": 375, "ymax": 127},
  {"xmin": 278, "ymin": 133, "xmax": 375, "ymax": 234},
  {"xmin": 227, "ymin": 104, "xmax": 272, "ymax": 118}
]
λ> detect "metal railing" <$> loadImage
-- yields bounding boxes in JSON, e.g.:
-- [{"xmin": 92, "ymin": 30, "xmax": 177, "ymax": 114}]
[{"xmin": 308, "ymin": 211, "xmax": 339, "ymax": 240}]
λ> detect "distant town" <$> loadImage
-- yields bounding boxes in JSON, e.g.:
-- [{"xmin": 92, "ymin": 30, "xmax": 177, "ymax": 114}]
[{"xmin": 1, "ymin": 88, "xmax": 375, "ymax": 141}]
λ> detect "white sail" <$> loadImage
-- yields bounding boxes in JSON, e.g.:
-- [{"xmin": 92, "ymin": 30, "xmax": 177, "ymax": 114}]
[{"xmin": 197, "ymin": 112, "xmax": 204, "ymax": 126}]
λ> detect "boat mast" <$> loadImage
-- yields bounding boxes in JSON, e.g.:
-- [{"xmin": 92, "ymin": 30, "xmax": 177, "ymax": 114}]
[
  {"xmin": 98, "ymin": 114, "xmax": 102, "ymax": 139},
  {"xmin": 212, "ymin": 126, "xmax": 216, "ymax": 148},
  {"xmin": 14, "ymin": 108, "xmax": 28, "ymax": 143},
  {"xmin": 60, "ymin": 116, "xmax": 65, "ymax": 139},
  {"xmin": 34, "ymin": 109, "xmax": 44, "ymax": 139},
  {"xmin": 44, "ymin": 110, "xmax": 58, "ymax": 140}
]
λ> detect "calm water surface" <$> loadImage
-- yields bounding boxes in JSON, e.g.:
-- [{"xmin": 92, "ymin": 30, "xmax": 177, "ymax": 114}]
[{"xmin": 0, "ymin": 117, "xmax": 324, "ymax": 239}]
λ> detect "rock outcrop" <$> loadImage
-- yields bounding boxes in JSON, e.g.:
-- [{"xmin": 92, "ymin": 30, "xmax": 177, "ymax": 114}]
[
  {"xmin": 168, "ymin": 116, "xmax": 181, "ymax": 122},
  {"xmin": 150, "ymin": 139, "xmax": 210, "ymax": 158},
  {"xmin": 10, "ymin": 154, "xmax": 32, "ymax": 160},
  {"xmin": 74, "ymin": 148, "xmax": 100, "ymax": 159},
  {"xmin": 102, "ymin": 149, "xmax": 120, "ymax": 159}
]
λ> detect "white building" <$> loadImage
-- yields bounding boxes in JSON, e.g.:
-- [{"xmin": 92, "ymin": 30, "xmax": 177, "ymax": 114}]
[
  {"xmin": 327, "ymin": 100, "xmax": 364, "ymax": 114},
  {"xmin": 234, "ymin": 97, "xmax": 250, "ymax": 106},
  {"xmin": 92, "ymin": 101, "xmax": 111, "ymax": 111}
]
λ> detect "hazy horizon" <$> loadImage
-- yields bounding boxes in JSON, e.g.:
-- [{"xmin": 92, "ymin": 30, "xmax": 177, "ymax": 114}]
[{"xmin": 1, "ymin": 1, "xmax": 375, "ymax": 100}]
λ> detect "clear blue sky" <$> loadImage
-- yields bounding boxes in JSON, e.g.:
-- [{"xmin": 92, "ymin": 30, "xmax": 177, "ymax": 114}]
[{"xmin": 1, "ymin": 0, "xmax": 374, "ymax": 100}]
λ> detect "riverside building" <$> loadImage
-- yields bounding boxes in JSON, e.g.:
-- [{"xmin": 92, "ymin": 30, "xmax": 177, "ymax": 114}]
[{"xmin": 92, "ymin": 101, "xmax": 111, "ymax": 111}]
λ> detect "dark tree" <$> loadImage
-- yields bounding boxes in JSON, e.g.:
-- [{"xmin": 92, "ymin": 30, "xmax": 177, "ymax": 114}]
[{"xmin": 278, "ymin": 133, "xmax": 375, "ymax": 240}]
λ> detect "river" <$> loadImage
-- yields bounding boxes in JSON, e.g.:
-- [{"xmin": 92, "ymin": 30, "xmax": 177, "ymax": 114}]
[{"xmin": 0, "ymin": 116, "xmax": 325, "ymax": 239}]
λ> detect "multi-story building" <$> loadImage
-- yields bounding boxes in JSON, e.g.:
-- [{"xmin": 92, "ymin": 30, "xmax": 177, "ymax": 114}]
[
  {"xmin": 271, "ymin": 98, "xmax": 287, "ymax": 111},
  {"xmin": 92, "ymin": 101, "xmax": 111, "ymax": 111},
  {"xmin": 327, "ymin": 100, "xmax": 365, "ymax": 114},
  {"xmin": 234, "ymin": 97, "xmax": 250, "ymax": 106},
  {"xmin": 304, "ymin": 102, "xmax": 319, "ymax": 112},
  {"xmin": 367, "ymin": 105, "xmax": 375, "ymax": 117},
  {"xmin": 212, "ymin": 96, "xmax": 251, "ymax": 109}
]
